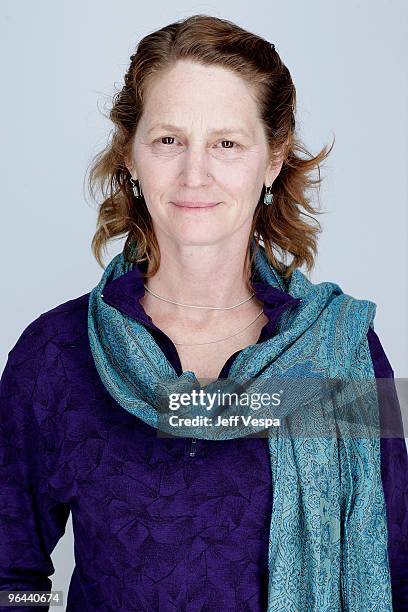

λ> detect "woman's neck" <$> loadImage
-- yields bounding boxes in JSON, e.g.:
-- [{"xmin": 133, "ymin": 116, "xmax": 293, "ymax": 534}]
[{"xmin": 141, "ymin": 238, "xmax": 255, "ymax": 326}]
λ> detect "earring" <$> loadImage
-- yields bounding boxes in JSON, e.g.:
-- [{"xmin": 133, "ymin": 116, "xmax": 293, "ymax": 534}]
[
  {"xmin": 130, "ymin": 177, "xmax": 142, "ymax": 198},
  {"xmin": 264, "ymin": 184, "xmax": 273, "ymax": 205}
]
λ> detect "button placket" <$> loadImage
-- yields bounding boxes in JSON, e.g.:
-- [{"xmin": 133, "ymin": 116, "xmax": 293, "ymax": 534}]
[{"xmin": 189, "ymin": 437, "xmax": 197, "ymax": 457}]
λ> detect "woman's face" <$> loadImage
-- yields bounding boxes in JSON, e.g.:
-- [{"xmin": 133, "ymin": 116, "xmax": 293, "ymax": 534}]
[{"xmin": 127, "ymin": 60, "xmax": 281, "ymax": 247}]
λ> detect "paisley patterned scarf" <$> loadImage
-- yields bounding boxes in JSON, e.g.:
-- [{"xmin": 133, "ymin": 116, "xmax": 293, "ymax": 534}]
[{"xmin": 88, "ymin": 238, "xmax": 392, "ymax": 611}]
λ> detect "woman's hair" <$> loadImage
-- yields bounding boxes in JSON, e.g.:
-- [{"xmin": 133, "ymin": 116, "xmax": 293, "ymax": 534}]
[{"xmin": 86, "ymin": 14, "xmax": 334, "ymax": 281}]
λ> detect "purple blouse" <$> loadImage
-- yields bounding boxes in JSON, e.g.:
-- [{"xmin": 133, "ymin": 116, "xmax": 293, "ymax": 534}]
[{"xmin": 0, "ymin": 259, "xmax": 407, "ymax": 611}]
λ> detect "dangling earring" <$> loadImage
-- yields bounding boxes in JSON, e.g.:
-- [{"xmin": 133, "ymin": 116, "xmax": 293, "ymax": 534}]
[
  {"xmin": 130, "ymin": 177, "xmax": 143, "ymax": 199},
  {"xmin": 264, "ymin": 184, "xmax": 273, "ymax": 205}
]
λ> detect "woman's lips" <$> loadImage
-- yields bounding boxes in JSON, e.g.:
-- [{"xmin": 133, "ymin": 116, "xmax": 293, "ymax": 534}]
[{"xmin": 171, "ymin": 201, "xmax": 220, "ymax": 209}]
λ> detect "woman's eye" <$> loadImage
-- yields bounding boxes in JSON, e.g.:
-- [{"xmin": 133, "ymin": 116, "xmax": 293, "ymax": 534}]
[
  {"xmin": 159, "ymin": 136, "xmax": 177, "ymax": 145},
  {"xmin": 218, "ymin": 140, "xmax": 237, "ymax": 149}
]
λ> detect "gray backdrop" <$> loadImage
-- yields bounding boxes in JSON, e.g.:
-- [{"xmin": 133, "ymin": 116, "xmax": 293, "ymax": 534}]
[{"xmin": 1, "ymin": 0, "xmax": 407, "ymax": 605}]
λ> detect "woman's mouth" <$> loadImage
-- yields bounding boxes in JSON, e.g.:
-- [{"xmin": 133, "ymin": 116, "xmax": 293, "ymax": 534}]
[{"xmin": 171, "ymin": 201, "xmax": 220, "ymax": 209}]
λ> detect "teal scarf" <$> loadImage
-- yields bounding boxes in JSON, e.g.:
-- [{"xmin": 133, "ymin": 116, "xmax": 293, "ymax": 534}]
[{"xmin": 88, "ymin": 239, "xmax": 392, "ymax": 611}]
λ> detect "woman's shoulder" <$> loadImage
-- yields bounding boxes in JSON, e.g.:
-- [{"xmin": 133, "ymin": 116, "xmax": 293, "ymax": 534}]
[{"xmin": 6, "ymin": 292, "xmax": 91, "ymax": 365}]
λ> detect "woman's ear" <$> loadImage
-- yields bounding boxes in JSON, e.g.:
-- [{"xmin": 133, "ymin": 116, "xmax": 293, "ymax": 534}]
[
  {"xmin": 124, "ymin": 155, "xmax": 133, "ymax": 175},
  {"xmin": 265, "ymin": 153, "xmax": 284, "ymax": 185},
  {"xmin": 266, "ymin": 138, "xmax": 289, "ymax": 183},
  {"xmin": 124, "ymin": 149, "xmax": 138, "ymax": 176},
  {"xmin": 273, "ymin": 137, "xmax": 291, "ymax": 178}
]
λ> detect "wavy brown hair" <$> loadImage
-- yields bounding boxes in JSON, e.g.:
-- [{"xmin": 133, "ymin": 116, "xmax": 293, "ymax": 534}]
[{"xmin": 86, "ymin": 13, "xmax": 334, "ymax": 282}]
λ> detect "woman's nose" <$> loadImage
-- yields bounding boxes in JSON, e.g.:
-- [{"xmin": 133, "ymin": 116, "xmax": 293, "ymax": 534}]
[{"xmin": 180, "ymin": 146, "xmax": 212, "ymax": 186}]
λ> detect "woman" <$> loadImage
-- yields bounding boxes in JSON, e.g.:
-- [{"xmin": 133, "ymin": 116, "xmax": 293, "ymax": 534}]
[{"xmin": 1, "ymin": 14, "xmax": 407, "ymax": 612}]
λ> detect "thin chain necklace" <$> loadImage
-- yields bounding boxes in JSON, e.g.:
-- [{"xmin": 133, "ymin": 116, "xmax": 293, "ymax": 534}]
[
  {"xmin": 142, "ymin": 283, "xmax": 264, "ymax": 346},
  {"xmin": 143, "ymin": 284, "xmax": 255, "ymax": 309}
]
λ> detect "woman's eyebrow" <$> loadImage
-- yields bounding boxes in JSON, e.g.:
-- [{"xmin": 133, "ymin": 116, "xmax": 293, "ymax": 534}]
[{"xmin": 147, "ymin": 123, "xmax": 252, "ymax": 138}]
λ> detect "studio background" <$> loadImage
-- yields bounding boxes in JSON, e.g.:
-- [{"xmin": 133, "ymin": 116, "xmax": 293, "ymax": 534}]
[{"xmin": 1, "ymin": 0, "xmax": 407, "ymax": 603}]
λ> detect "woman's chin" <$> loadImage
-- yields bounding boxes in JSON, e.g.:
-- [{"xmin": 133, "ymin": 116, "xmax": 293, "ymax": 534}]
[{"xmin": 171, "ymin": 228, "xmax": 230, "ymax": 246}]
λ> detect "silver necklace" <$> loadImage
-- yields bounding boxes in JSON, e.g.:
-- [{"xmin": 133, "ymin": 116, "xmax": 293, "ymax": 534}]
[
  {"xmin": 143, "ymin": 284, "xmax": 255, "ymax": 310},
  {"xmin": 142, "ymin": 283, "xmax": 264, "ymax": 346}
]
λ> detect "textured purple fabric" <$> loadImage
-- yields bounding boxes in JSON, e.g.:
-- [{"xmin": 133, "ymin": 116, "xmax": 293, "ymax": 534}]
[{"xmin": 0, "ymin": 260, "xmax": 407, "ymax": 611}]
